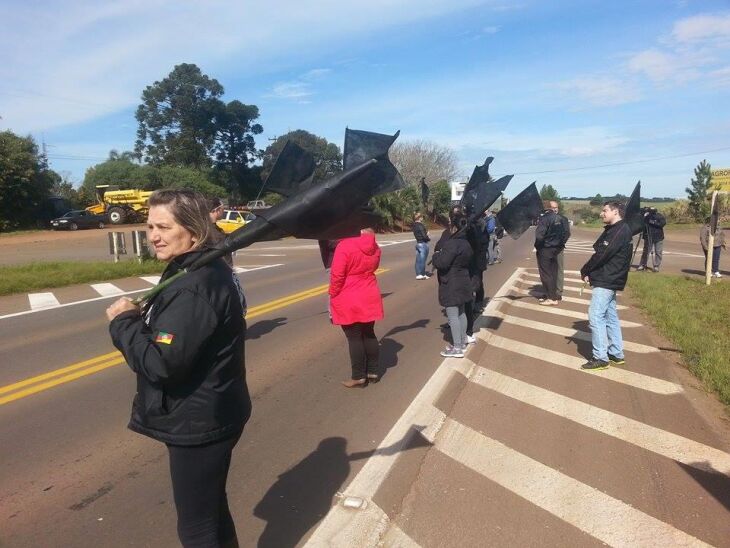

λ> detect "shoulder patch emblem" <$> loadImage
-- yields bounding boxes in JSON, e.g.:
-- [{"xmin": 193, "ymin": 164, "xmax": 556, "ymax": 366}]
[{"xmin": 155, "ymin": 331, "xmax": 174, "ymax": 345}]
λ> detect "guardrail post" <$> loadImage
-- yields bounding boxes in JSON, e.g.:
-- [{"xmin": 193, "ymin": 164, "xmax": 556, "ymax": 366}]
[
  {"xmin": 108, "ymin": 232, "xmax": 127, "ymax": 263},
  {"xmin": 131, "ymin": 230, "xmax": 150, "ymax": 263}
]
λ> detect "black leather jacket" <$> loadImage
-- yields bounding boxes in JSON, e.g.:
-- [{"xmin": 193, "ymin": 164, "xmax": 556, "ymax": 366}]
[
  {"xmin": 580, "ymin": 220, "xmax": 633, "ymax": 291},
  {"xmin": 110, "ymin": 249, "xmax": 251, "ymax": 446}
]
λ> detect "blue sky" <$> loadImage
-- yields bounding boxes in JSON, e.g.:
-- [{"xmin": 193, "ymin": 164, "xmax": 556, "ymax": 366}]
[{"xmin": 1, "ymin": 0, "xmax": 729, "ymax": 198}]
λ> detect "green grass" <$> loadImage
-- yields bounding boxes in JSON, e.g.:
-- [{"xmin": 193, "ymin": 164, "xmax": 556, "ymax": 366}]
[
  {"xmin": 0, "ymin": 228, "xmax": 44, "ymax": 238},
  {"xmin": 0, "ymin": 260, "xmax": 166, "ymax": 296},
  {"xmin": 626, "ymin": 272, "xmax": 730, "ymax": 406}
]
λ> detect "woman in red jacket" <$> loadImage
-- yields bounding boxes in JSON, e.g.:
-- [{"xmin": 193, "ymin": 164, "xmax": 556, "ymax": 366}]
[{"xmin": 329, "ymin": 228, "xmax": 384, "ymax": 388}]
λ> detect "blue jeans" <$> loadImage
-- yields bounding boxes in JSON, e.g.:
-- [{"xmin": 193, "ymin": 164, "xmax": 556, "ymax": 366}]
[
  {"xmin": 588, "ymin": 287, "xmax": 623, "ymax": 362},
  {"xmin": 704, "ymin": 246, "xmax": 722, "ymax": 272},
  {"xmin": 415, "ymin": 242, "xmax": 429, "ymax": 276}
]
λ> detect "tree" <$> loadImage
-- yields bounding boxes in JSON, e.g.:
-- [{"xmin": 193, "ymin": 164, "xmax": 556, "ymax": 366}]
[
  {"xmin": 81, "ymin": 157, "xmax": 160, "ymax": 196},
  {"xmin": 211, "ymin": 100, "xmax": 263, "ymax": 196},
  {"xmin": 430, "ymin": 180, "xmax": 452, "ymax": 222},
  {"xmin": 135, "ymin": 63, "xmax": 225, "ymax": 168},
  {"xmin": 589, "ymin": 193, "xmax": 604, "ymax": 206},
  {"xmin": 389, "ymin": 140, "xmax": 458, "ymax": 188},
  {"xmin": 686, "ymin": 159, "xmax": 713, "ymax": 221},
  {"xmin": 261, "ymin": 130, "xmax": 343, "ymax": 188},
  {"xmin": 0, "ymin": 131, "xmax": 56, "ymax": 230},
  {"xmin": 539, "ymin": 184, "xmax": 560, "ymax": 202}
]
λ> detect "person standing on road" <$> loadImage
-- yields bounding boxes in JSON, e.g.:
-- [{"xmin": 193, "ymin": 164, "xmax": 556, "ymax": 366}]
[
  {"xmin": 106, "ymin": 189, "xmax": 251, "ymax": 547},
  {"xmin": 491, "ymin": 216, "xmax": 504, "ymax": 264},
  {"xmin": 484, "ymin": 210, "xmax": 497, "ymax": 264},
  {"xmin": 329, "ymin": 228, "xmax": 384, "ymax": 388},
  {"xmin": 580, "ymin": 201, "xmax": 633, "ymax": 371},
  {"xmin": 534, "ymin": 202, "xmax": 568, "ymax": 306},
  {"xmin": 433, "ymin": 213, "xmax": 474, "ymax": 358},
  {"xmin": 412, "ymin": 212, "xmax": 431, "ymax": 280},
  {"xmin": 548, "ymin": 200, "xmax": 571, "ymax": 300},
  {"xmin": 700, "ymin": 220, "xmax": 726, "ymax": 278},
  {"xmin": 637, "ymin": 207, "xmax": 666, "ymax": 272}
]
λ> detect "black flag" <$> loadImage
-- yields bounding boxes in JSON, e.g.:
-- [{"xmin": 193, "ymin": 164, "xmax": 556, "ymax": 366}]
[
  {"xmin": 496, "ymin": 182, "xmax": 543, "ymax": 239},
  {"xmin": 625, "ymin": 181, "xmax": 643, "ymax": 235}
]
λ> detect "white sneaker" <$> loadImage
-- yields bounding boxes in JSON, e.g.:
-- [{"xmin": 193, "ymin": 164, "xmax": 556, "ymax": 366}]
[
  {"xmin": 713, "ymin": 272, "xmax": 722, "ymax": 278},
  {"xmin": 465, "ymin": 334, "xmax": 477, "ymax": 345},
  {"xmin": 416, "ymin": 274, "xmax": 427, "ymax": 280}
]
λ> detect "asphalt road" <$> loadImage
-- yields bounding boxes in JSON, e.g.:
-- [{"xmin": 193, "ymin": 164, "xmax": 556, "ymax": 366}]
[{"xmin": 0, "ymin": 228, "xmax": 726, "ymax": 547}]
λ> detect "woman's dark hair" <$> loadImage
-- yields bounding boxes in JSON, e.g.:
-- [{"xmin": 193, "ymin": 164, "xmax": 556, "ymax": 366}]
[
  {"xmin": 451, "ymin": 213, "xmax": 468, "ymax": 233},
  {"xmin": 148, "ymin": 189, "xmax": 214, "ymax": 249}
]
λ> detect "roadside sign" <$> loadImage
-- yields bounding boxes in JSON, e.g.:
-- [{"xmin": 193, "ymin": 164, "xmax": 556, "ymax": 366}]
[{"xmin": 711, "ymin": 168, "xmax": 730, "ymax": 192}]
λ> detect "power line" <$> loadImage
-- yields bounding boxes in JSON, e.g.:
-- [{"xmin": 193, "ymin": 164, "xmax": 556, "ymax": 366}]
[{"xmin": 508, "ymin": 146, "xmax": 730, "ymax": 176}]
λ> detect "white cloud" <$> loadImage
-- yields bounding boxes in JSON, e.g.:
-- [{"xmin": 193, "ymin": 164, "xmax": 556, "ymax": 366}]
[
  {"xmin": 0, "ymin": 0, "xmax": 500, "ymax": 132},
  {"xmin": 555, "ymin": 77, "xmax": 641, "ymax": 107},
  {"xmin": 268, "ymin": 82, "xmax": 314, "ymax": 100},
  {"xmin": 672, "ymin": 13, "xmax": 730, "ymax": 44},
  {"xmin": 482, "ymin": 25, "xmax": 500, "ymax": 34}
]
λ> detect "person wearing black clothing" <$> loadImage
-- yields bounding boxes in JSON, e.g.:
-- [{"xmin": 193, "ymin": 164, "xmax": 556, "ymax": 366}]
[
  {"xmin": 534, "ymin": 205, "xmax": 568, "ymax": 305},
  {"xmin": 412, "ymin": 212, "xmax": 431, "ymax": 279},
  {"xmin": 579, "ymin": 201, "xmax": 633, "ymax": 371},
  {"xmin": 548, "ymin": 201, "xmax": 572, "ymax": 299},
  {"xmin": 107, "ymin": 190, "xmax": 251, "ymax": 547},
  {"xmin": 465, "ymin": 214, "xmax": 490, "ymax": 342},
  {"xmin": 433, "ymin": 214, "xmax": 474, "ymax": 358},
  {"xmin": 637, "ymin": 207, "xmax": 666, "ymax": 272}
]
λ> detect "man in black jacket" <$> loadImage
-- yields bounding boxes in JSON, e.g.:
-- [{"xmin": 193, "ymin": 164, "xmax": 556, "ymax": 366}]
[
  {"xmin": 412, "ymin": 212, "xmax": 431, "ymax": 279},
  {"xmin": 580, "ymin": 201, "xmax": 633, "ymax": 371},
  {"xmin": 637, "ymin": 207, "xmax": 666, "ymax": 272},
  {"xmin": 534, "ymin": 203, "xmax": 568, "ymax": 305}
]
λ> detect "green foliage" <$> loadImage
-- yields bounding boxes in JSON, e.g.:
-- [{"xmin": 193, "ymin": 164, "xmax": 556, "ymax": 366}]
[
  {"xmin": 627, "ymin": 273, "xmax": 730, "ymax": 406},
  {"xmin": 589, "ymin": 193, "xmax": 603, "ymax": 206},
  {"xmin": 0, "ymin": 259, "xmax": 166, "ymax": 296},
  {"xmin": 0, "ymin": 131, "xmax": 56, "ymax": 230},
  {"xmin": 430, "ymin": 179, "xmax": 452, "ymax": 221},
  {"xmin": 261, "ymin": 130, "xmax": 342, "ymax": 186},
  {"xmin": 539, "ymin": 184, "xmax": 560, "ymax": 202},
  {"xmin": 686, "ymin": 159, "xmax": 713, "ymax": 221},
  {"xmin": 134, "ymin": 63, "xmax": 263, "ymax": 195},
  {"xmin": 81, "ymin": 158, "xmax": 157, "ymax": 196},
  {"xmin": 573, "ymin": 206, "xmax": 600, "ymax": 223},
  {"xmin": 156, "ymin": 166, "xmax": 226, "ymax": 197}
]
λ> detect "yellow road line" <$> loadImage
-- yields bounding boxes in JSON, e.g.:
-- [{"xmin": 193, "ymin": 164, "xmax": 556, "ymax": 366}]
[
  {"xmin": 0, "ymin": 268, "xmax": 390, "ymax": 406},
  {"xmin": 0, "ymin": 358, "xmax": 125, "ymax": 406},
  {"xmin": 0, "ymin": 350, "xmax": 121, "ymax": 395}
]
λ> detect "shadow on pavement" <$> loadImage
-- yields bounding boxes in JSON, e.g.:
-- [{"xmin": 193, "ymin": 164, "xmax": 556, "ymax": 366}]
[
  {"xmin": 378, "ymin": 337, "xmax": 404, "ymax": 379},
  {"xmin": 253, "ymin": 430, "xmax": 433, "ymax": 547},
  {"xmin": 382, "ymin": 318, "xmax": 430, "ymax": 338},
  {"xmin": 246, "ymin": 317, "xmax": 287, "ymax": 340},
  {"xmin": 678, "ymin": 461, "xmax": 730, "ymax": 512}
]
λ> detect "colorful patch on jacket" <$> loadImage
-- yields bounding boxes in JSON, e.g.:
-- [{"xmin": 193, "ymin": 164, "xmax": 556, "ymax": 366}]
[{"xmin": 155, "ymin": 331, "xmax": 174, "ymax": 345}]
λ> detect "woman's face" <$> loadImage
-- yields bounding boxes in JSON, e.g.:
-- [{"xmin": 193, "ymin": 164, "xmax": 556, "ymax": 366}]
[{"xmin": 147, "ymin": 205, "xmax": 197, "ymax": 262}]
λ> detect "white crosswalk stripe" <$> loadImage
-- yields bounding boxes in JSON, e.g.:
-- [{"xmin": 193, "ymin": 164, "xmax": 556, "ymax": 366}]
[
  {"xmin": 469, "ymin": 367, "xmax": 730, "ymax": 474},
  {"xmin": 90, "ymin": 283, "xmax": 124, "ymax": 297},
  {"xmin": 485, "ymin": 310, "xmax": 657, "ymax": 353},
  {"xmin": 517, "ymin": 276, "xmax": 592, "ymax": 294},
  {"xmin": 483, "ymin": 333, "xmax": 683, "ymax": 395},
  {"xmin": 27, "ymin": 292, "xmax": 60, "ymax": 310},
  {"xmin": 509, "ymin": 286, "xmax": 626, "ymax": 309},
  {"xmin": 508, "ymin": 299, "xmax": 641, "ymax": 327},
  {"xmin": 434, "ymin": 415, "xmax": 712, "ymax": 547},
  {"xmin": 524, "ymin": 271, "xmax": 585, "ymax": 284},
  {"xmin": 140, "ymin": 276, "xmax": 161, "ymax": 285},
  {"xmin": 233, "ymin": 264, "xmax": 284, "ymax": 274}
]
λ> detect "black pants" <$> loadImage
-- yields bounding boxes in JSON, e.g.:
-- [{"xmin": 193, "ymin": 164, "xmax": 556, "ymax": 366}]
[
  {"xmin": 167, "ymin": 431, "xmax": 242, "ymax": 547},
  {"xmin": 341, "ymin": 322, "xmax": 379, "ymax": 380},
  {"xmin": 474, "ymin": 270, "xmax": 485, "ymax": 306},
  {"xmin": 536, "ymin": 247, "xmax": 561, "ymax": 301}
]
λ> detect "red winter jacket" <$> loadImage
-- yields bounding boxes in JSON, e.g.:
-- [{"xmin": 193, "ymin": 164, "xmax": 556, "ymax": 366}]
[{"xmin": 329, "ymin": 232, "xmax": 384, "ymax": 326}]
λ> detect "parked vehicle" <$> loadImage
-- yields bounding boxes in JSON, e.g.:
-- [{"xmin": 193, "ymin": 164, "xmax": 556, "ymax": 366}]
[
  {"xmin": 50, "ymin": 210, "xmax": 107, "ymax": 230},
  {"xmin": 216, "ymin": 209, "xmax": 257, "ymax": 234},
  {"xmin": 85, "ymin": 185, "xmax": 154, "ymax": 225}
]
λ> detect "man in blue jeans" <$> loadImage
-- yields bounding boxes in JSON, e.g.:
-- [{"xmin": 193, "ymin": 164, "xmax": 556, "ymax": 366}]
[
  {"xmin": 412, "ymin": 212, "xmax": 431, "ymax": 280},
  {"xmin": 579, "ymin": 201, "xmax": 633, "ymax": 371}
]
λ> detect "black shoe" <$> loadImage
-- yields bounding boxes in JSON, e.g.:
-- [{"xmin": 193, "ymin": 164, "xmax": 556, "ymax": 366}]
[
  {"xmin": 581, "ymin": 359, "xmax": 610, "ymax": 371},
  {"xmin": 608, "ymin": 354, "xmax": 625, "ymax": 365}
]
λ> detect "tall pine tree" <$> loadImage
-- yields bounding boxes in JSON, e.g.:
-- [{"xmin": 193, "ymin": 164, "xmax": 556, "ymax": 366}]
[{"xmin": 686, "ymin": 160, "xmax": 713, "ymax": 221}]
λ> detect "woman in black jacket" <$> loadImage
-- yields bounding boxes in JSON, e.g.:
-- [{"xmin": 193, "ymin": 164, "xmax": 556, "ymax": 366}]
[
  {"xmin": 106, "ymin": 189, "xmax": 251, "ymax": 547},
  {"xmin": 432, "ymin": 214, "xmax": 474, "ymax": 358}
]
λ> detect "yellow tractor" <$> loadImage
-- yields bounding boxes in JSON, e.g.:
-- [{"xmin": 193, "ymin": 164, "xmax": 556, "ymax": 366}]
[{"xmin": 86, "ymin": 185, "xmax": 154, "ymax": 225}]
